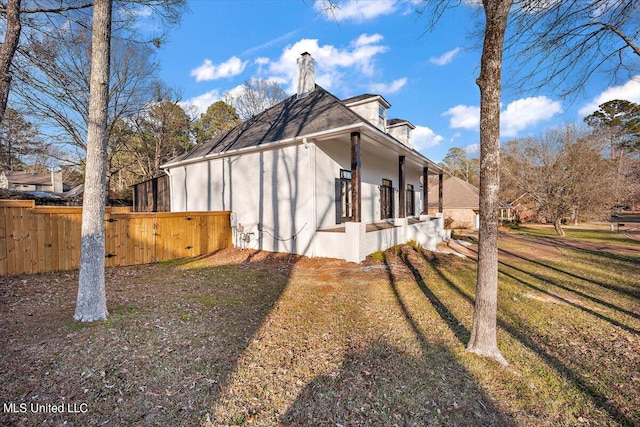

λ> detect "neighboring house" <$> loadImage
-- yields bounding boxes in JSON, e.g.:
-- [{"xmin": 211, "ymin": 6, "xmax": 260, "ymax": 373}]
[
  {"xmin": 162, "ymin": 53, "xmax": 448, "ymax": 262},
  {"xmin": 500, "ymin": 193, "xmax": 537, "ymax": 223},
  {"xmin": 0, "ymin": 171, "xmax": 65, "ymax": 193},
  {"xmin": 428, "ymin": 176, "xmax": 480, "ymax": 230}
]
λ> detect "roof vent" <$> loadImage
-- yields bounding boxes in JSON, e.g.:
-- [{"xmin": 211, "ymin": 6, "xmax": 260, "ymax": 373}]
[{"xmin": 297, "ymin": 52, "xmax": 315, "ymax": 99}]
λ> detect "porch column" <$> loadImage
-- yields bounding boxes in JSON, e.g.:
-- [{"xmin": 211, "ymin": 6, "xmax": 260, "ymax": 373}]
[
  {"xmin": 350, "ymin": 131, "xmax": 361, "ymax": 222},
  {"xmin": 422, "ymin": 167, "xmax": 429, "ymax": 215},
  {"xmin": 398, "ymin": 155, "xmax": 405, "ymax": 218},
  {"xmin": 438, "ymin": 172, "xmax": 444, "ymax": 214}
]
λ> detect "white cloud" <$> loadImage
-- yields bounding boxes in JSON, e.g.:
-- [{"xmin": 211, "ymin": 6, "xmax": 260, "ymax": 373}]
[
  {"xmin": 413, "ymin": 125, "xmax": 444, "ymax": 151},
  {"xmin": 190, "ymin": 56, "xmax": 247, "ymax": 82},
  {"xmin": 465, "ymin": 143, "xmax": 480, "ymax": 155},
  {"xmin": 314, "ymin": 0, "xmax": 398, "ymax": 22},
  {"xmin": 179, "ymin": 89, "xmax": 223, "ymax": 117},
  {"xmin": 578, "ymin": 75, "xmax": 640, "ymax": 116},
  {"xmin": 354, "ymin": 33, "xmax": 384, "ymax": 46},
  {"xmin": 368, "ymin": 78, "xmax": 407, "ymax": 94},
  {"xmin": 429, "ymin": 47, "xmax": 462, "ymax": 66},
  {"xmin": 501, "ymin": 96, "xmax": 563, "ymax": 137},
  {"xmin": 443, "ymin": 96, "xmax": 562, "ymax": 137},
  {"xmin": 443, "ymin": 105, "xmax": 480, "ymax": 130},
  {"xmin": 266, "ymin": 34, "xmax": 388, "ymax": 93}
]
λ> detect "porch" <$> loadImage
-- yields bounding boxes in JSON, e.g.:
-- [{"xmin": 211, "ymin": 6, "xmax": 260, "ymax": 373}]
[{"xmin": 314, "ymin": 214, "xmax": 450, "ymax": 263}]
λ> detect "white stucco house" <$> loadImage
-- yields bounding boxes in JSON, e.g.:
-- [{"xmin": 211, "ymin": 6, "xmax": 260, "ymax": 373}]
[{"xmin": 162, "ymin": 53, "xmax": 448, "ymax": 262}]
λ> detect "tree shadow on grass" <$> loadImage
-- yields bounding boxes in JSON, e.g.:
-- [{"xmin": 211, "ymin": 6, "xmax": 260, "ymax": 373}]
[
  {"xmin": 281, "ymin": 246, "xmax": 508, "ymax": 426},
  {"xmin": 0, "ymin": 250, "xmax": 299, "ymax": 427},
  {"xmin": 421, "ymin": 249, "xmax": 638, "ymax": 426},
  {"xmin": 281, "ymin": 340, "xmax": 507, "ymax": 427},
  {"xmin": 463, "ymin": 244, "xmax": 640, "ymax": 325},
  {"xmin": 497, "ymin": 246, "xmax": 640, "ymax": 300}
]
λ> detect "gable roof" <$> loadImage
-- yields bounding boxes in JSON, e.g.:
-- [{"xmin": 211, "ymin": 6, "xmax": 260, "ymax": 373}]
[
  {"xmin": 428, "ymin": 176, "xmax": 479, "ymax": 210},
  {"xmin": 166, "ymin": 85, "xmax": 365, "ymax": 165}
]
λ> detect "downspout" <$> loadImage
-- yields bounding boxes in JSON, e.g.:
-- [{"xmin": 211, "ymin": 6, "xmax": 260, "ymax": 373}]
[
  {"xmin": 183, "ymin": 166, "xmax": 188, "ymax": 211},
  {"xmin": 309, "ymin": 140, "xmax": 317, "ymax": 257},
  {"xmin": 163, "ymin": 168, "xmax": 172, "ymax": 212}
]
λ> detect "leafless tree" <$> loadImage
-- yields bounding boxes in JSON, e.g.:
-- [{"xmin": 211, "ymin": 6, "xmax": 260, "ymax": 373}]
[
  {"xmin": 226, "ymin": 78, "xmax": 288, "ymax": 121},
  {"xmin": 14, "ymin": 24, "xmax": 158, "ymax": 178},
  {"xmin": 0, "ymin": 0, "xmax": 186, "ymax": 127},
  {"xmin": 502, "ymin": 125, "xmax": 616, "ymax": 235},
  {"xmin": 506, "ymin": 0, "xmax": 640, "ymax": 96}
]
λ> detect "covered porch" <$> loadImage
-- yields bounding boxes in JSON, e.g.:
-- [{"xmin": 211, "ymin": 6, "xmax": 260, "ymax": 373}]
[{"xmin": 314, "ymin": 214, "xmax": 450, "ymax": 263}]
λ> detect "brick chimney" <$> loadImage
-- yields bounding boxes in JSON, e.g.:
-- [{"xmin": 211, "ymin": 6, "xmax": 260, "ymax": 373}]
[{"xmin": 297, "ymin": 52, "xmax": 315, "ymax": 99}]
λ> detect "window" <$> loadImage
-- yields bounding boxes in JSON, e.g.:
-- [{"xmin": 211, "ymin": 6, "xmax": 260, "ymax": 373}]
[
  {"xmin": 406, "ymin": 184, "xmax": 415, "ymax": 216},
  {"xmin": 378, "ymin": 105, "xmax": 386, "ymax": 129},
  {"xmin": 380, "ymin": 178, "xmax": 394, "ymax": 220},
  {"xmin": 335, "ymin": 169, "xmax": 352, "ymax": 224}
]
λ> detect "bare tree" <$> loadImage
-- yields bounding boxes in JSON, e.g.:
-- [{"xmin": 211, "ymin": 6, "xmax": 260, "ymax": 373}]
[
  {"xmin": 0, "ymin": 0, "xmax": 186, "ymax": 128},
  {"xmin": 14, "ymin": 24, "xmax": 159, "ymax": 183},
  {"xmin": 226, "ymin": 78, "xmax": 288, "ymax": 121},
  {"xmin": 74, "ymin": 0, "xmax": 112, "ymax": 322},
  {"xmin": 507, "ymin": 0, "xmax": 640, "ymax": 96},
  {"xmin": 502, "ymin": 125, "xmax": 615, "ymax": 235}
]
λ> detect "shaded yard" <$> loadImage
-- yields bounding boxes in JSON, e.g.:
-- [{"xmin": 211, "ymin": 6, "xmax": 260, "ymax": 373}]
[{"xmin": 1, "ymin": 225, "xmax": 639, "ymax": 426}]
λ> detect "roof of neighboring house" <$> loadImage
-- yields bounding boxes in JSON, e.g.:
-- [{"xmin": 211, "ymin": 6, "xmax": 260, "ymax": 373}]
[
  {"xmin": 164, "ymin": 85, "xmax": 442, "ymax": 172},
  {"xmin": 429, "ymin": 176, "xmax": 479, "ymax": 210},
  {"xmin": 2, "ymin": 171, "xmax": 52, "ymax": 186}
]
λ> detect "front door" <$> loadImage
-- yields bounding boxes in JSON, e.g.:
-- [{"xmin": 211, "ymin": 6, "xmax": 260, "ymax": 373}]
[{"xmin": 380, "ymin": 178, "xmax": 394, "ymax": 220}]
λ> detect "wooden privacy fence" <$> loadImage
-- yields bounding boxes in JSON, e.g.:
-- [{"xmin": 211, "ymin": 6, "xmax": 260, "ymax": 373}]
[{"xmin": 0, "ymin": 200, "xmax": 232, "ymax": 275}]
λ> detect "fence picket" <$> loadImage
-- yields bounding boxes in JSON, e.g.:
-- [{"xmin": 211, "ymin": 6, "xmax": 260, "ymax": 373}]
[{"xmin": 0, "ymin": 201, "xmax": 231, "ymax": 275}]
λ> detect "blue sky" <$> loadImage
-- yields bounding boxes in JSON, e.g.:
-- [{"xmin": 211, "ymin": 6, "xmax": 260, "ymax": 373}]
[{"xmin": 153, "ymin": 0, "xmax": 640, "ymax": 163}]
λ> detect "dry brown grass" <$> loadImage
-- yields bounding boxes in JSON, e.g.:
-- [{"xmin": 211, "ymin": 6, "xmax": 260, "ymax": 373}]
[{"xmin": 1, "ymin": 228, "xmax": 639, "ymax": 426}]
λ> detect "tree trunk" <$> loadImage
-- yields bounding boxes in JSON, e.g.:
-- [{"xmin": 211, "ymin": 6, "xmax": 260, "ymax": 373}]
[
  {"xmin": 553, "ymin": 218, "xmax": 565, "ymax": 237},
  {"xmin": 75, "ymin": 0, "xmax": 112, "ymax": 322},
  {"xmin": 466, "ymin": 0, "xmax": 512, "ymax": 366},
  {"xmin": 0, "ymin": 0, "xmax": 22, "ymax": 126}
]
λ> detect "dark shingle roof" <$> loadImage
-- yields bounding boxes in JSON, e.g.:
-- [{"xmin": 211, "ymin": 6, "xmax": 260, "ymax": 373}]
[
  {"xmin": 342, "ymin": 93, "xmax": 391, "ymax": 108},
  {"xmin": 428, "ymin": 176, "xmax": 479, "ymax": 209},
  {"xmin": 171, "ymin": 85, "xmax": 364, "ymax": 164}
]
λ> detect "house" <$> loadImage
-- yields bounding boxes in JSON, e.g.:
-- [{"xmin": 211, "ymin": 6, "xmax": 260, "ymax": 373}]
[
  {"xmin": 162, "ymin": 53, "xmax": 448, "ymax": 262},
  {"xmin": 500, "ymin": 193, "xmax": 537, "ymax": 223},
  {"xmin": 0, "ymin": 170, "xmax": 65, "ymax": 193},
  {"xmin": 428, "ymin": 176, "xmax": 480, "ymax": 230}
]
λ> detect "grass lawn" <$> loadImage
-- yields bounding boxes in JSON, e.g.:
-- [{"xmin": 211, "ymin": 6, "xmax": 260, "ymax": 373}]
[{"xmin": 1, "ymin": 224, "xmax": 639, "ymax": 426}]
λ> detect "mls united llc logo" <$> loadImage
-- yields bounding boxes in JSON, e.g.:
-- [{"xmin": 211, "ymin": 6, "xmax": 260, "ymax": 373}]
[{"xmin": 3, "ymin": 402, "xmax": 88, "ymax": 414}]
